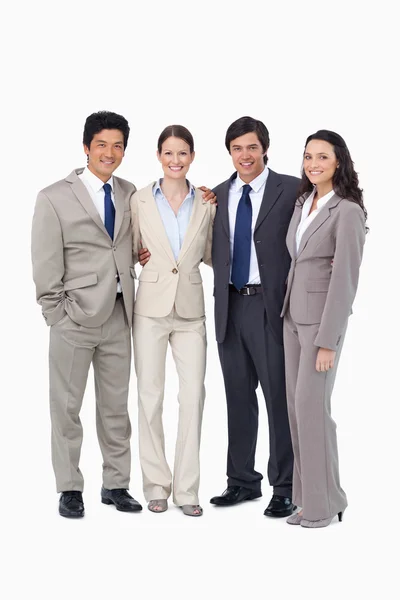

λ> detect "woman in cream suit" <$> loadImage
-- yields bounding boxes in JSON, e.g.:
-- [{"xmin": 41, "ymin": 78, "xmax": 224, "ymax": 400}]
[
  {"xmin": 281, "ymin": 130, "xmax": 367, "ymax": 528},
  {"xmin": 130, "ymin": 125, "xmax": 215, "ymax": 516}
]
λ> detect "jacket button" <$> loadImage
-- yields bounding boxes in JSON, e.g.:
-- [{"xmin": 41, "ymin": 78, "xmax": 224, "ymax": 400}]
[
  {"xmin": 224, "ymin": 261, "xmax": 229, "ymax": 266},
  {"xmin": 172, "ymin": 268, "xmax": 178, "ymax": 274}
]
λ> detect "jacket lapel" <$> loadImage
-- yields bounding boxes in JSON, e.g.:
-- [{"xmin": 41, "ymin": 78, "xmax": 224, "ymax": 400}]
[
  {"xmin": 140, "ymin": 184, "xmax": 177, "ymax": 266},
  {"xmin": 297, "ymin": 193, "xmax": 342, "ymax": 257},
  {"xmin": 177, "ymin": 189, "xmax": 208, "ymax": 264},
  {"xmin": 67, "ymin": 169, "xmax": 109, "ymax": 236},
  {"xmin": 287, "ymin": 203, "xmax": 302, "ymax": 259},
  {"xmin": 112, "ymin": 177, "xmax": 125, "ymax": 241},
  {"xmin": 254, "ymin": 169, "xmax": 283, "ymax": 231},
  {"xmin": 217, "ymin": 178, "xmax": 231, "ymax": 239}
]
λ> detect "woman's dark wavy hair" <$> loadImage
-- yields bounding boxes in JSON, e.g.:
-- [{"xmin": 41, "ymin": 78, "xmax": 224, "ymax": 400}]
[{"xmin": 299, "ymin": 129, "xmax": 368, "ymax": 223}]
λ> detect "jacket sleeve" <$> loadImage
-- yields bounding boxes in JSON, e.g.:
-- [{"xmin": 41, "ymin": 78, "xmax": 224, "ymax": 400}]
[
  {"xmin": 130, "ymin": 191, "xmax": 141, "ymax": 265},
  {"xmin": 314, "ymin": 203, "xmax": 366, "ymax": 350},
  {"xmin": 31, "ymin": 192, "xmax": 66, "ymax": 325},
  {"xmin": 202, "ymin": 204, "xmax": 216, "ymax": 267}
]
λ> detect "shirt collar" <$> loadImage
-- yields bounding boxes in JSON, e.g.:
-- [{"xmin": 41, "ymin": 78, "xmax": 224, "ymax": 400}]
[
  {"xmin": 153, "ymin": 178, "xmax": 195, "ymax": 200},
  {"xmin": 81, "ymin": 167, "xmax": 113, "ymax": 193},
  {"xmin": 306, "ymin": 187, "xmax": 335, "ymax": 209},
  {"xmin": 235, "ymin": 166, "xmax": 269, "ymax": 193}
]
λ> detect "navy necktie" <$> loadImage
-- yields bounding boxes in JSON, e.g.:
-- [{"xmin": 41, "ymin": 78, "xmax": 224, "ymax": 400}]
[
  {"xmin": 231, "ymin": 184, "xmax": 252, "ymax": 291},
  {"xmin": 103, "ymin": 183, "xmax": 115, "ymax": 240}
]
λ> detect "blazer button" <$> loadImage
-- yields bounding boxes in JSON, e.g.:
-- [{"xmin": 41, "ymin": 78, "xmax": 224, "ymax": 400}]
[
  {"xmin": 224, "ymin": 261, "xmax": 229, "ymax": 266},
  {"xmin": 172, "ymin": 268, "xmax": 178, "ymax": 274}
]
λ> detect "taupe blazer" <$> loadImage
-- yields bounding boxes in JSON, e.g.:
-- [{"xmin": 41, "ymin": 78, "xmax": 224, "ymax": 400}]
[
  {"xmin": 281, "ymin": 193, "xmax": 366, "ymax": 350},
  {"xmin": 130, "ymin": 183, "xmax": 215, "ymax": 318},
  {"xmin": 32, "ymin": 168, "xmax": 136, "ymax": 327}
]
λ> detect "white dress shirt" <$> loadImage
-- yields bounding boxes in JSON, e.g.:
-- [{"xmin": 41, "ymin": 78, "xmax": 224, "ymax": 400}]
[
  {"xmin": 79, "ymin": 167, "xmax": 121, "ymax": 292},
  {"xmin": 296, "ymin": 188, "xmax": 335, "ymax": 254},
  {"xmin": 228, "ymin": 166, "xmax": 269, "ymax": 285}
]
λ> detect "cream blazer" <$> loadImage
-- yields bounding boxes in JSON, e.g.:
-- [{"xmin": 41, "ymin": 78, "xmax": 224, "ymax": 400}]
[{"xmin": 130, "ymin": 183, "xmax": 215, "ymax": 318}]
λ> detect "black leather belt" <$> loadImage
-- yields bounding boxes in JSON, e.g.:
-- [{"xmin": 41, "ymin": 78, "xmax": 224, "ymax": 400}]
[
  {"xmin": 229, "ymin": 284, "xmax": 262, "ymax": 295},
  {"xmin": 116, "ymin": 292, "xmax": 123, "ymax": 300}
]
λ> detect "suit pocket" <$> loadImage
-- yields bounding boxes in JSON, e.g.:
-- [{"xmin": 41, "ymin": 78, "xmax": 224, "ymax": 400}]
[
  {"xmin": 306, "ymin": 279, "xmax": 330, "ymax": 323},
  {"xmin": 189, "ymin": 272, "xmax": 203, "ymax": 284},
  {"xmin": 64, "ymin": 273, "xmax": 98, "ymax": 291},
  {"xmin": 305, "ymin": 279, "xmax": 330, "ymax": 292},
  {"xmin": 139, "ymin": 270, "xmax": 159, "ymax": 282}
]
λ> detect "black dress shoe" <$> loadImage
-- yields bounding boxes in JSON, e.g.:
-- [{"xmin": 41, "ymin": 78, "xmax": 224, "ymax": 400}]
[
  {"xmin": 210, "ymin": 485, "xmax": 262, "ymax": 506},
  {"xmin": 101, "ymin": 487, "xmax": 143, "ymax": 512},
  {"xmin": 59, "ymin": 491, "xmax": 84, "ymax": 518},
  {"xmin": 263, "ymin": 495, "xmax": 296, "ymax": 518}
]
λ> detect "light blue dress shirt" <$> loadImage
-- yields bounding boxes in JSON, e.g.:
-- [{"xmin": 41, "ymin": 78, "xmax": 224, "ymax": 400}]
[{"xmin": 153, "ymin": 179, "xmax": 195, "ymax": 260}]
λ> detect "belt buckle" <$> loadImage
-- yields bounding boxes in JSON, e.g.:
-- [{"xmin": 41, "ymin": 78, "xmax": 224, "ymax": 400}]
[{"xmin": 241, "ymin": 286, "xmax": 252, "ymax": 295}]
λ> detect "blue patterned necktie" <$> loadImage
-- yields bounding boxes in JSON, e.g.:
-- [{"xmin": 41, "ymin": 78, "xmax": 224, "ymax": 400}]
[
  {"xmin": 231, "ymin": 184, "xmax": 252, "ymax": 291},
  {"xmin": 103, "ymin": 183, "xmax": 115, "ymax": 240}
]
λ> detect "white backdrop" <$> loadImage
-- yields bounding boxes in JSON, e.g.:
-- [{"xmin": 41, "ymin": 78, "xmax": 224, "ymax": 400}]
[{"xmin": 2, "ymin": 0, "xmax": 398, "ymax": 598}]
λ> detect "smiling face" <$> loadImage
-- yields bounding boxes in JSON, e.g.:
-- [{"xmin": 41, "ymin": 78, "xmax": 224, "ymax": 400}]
[
  {"xmin": 229, "ymin": 132, "xmax": 266, "ymax": 183},
  {"xmin": 303, "ymin": 139, "xmax": 338, "ymax": 189},
  {"xmin": 157, "ymin": 136, "xmax": 194, "ymax": 180},
  {"xmin": 84, "ymin": 129, "xmax": 125, "ymax": 182}
]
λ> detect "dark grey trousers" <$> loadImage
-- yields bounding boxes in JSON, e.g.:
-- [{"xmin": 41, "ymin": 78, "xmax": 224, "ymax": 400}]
[{"xmin": 218, "ymin": 287, "xmax": 293, "ymax": 496}]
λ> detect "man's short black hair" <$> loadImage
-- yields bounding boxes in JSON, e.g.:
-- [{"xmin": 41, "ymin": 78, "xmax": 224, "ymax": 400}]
[{"xmin": 83, "ymin": 111, "xmax": 130, "ymax": 149}]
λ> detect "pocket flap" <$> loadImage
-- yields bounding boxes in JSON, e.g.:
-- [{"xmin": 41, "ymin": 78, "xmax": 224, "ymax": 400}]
[
  {"xmin": 305, "ymin": 279, "xmax": 330, "ymax": 293},
  {"xmin": 64, "ymin": 273, "xmax": 98, "ymax": 291},
  {"xmin": 189, "ymin": 272, "xmax": 203, "ymax": 284},
  {"xmin": 130, "ymin": 267, "xmax": 137, "ymax": 279},
  {"xmin": 139, "ymin": 270, "xmax": 159, "ymax": 282}
]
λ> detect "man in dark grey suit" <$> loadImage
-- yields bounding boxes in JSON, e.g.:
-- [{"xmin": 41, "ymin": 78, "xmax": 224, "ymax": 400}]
[{"xmin": 210, "ymin": 117, "xmax": 299, "ymax": 517}]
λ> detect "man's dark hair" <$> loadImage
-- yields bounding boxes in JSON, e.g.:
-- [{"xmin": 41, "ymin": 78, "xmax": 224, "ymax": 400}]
[
  {"xmin": 225, "ymin": 116, "xmax": 270, "ymax": 164},
  {"xmin": 83, "ymin": 111, "xmax": 130, "ymax": 149}
]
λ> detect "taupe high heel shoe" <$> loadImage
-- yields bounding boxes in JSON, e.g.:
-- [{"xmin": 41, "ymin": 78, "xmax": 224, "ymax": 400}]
[
  {"xmin": 286, "ymin": 511, "xmax": 303, "ymax": 525},
  {"xmin": 300, "ymin": 511, "xmax": 344, "ymax": 528}
]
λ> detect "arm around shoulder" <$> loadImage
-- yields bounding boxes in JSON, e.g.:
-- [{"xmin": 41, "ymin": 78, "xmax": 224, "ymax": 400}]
[{"xmin": 202, "ymin": 203, "xmax": 216, "ymax": 267}]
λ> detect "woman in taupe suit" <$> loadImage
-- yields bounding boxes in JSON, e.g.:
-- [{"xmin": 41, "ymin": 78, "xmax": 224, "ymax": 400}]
[
  {"xmin": 130, "ymin": 125, "xmax": 215, "ymax": 517},
  {"xmin": 281, "ymin": 130, "xmax": 367, "ymax": 528}
]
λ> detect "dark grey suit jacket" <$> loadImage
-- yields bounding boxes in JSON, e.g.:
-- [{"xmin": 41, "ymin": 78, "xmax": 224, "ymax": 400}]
[{"xmin": 212, "ymin": 169, "xmax": 300, "ymax": 345}]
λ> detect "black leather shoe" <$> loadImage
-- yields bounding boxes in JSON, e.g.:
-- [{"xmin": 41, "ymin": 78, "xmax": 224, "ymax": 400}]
[
  {"xmin": 263, "ymin": 495, "xmax": 296, "ymax": 518},
  {"xmin": 59, "ymin": 491, "xmax": 84, "ymax": 518},
  {"xmin": 210, "ymin": 485, "xmax": 262, "ymax": 506},
  {"xmin": 101, "ymin": 487, "xmax": 143, "ymax": 512}
]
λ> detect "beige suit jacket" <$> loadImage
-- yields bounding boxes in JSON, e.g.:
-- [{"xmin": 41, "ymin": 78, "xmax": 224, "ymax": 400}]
[
  {"xmin": 130, "ymin": 183, "xmax": 215, "ymax": 318},
  {"xmin": 281, "ymin": 193, "xmax": 366, "ymax": 350},
  {"xmin": 32, "ymin": 168, "xmax": 136, "ymax": 327}
]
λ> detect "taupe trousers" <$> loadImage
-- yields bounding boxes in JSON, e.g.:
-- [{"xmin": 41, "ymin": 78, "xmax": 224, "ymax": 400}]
[
  {"xmin": 133, "ymin": 309, "xmax": 206, "ymax": 506},
  {"xmin": 283, "ymin": 310, "xmax": 348, "ymax": 521},
  {"xmin": 49, "ymin": 298, "xmax": 131, "ymax": 492}
]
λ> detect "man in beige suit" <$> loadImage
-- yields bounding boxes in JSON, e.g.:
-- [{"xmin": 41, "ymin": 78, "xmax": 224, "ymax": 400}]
[{"xmin": 31, "ymin": 111, "xmax": 142, "ymax": 517}]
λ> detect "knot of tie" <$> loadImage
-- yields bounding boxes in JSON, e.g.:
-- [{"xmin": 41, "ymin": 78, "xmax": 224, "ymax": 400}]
[
  {"xmin": 103, "ymin": 183, "xmax": 112, "ymax": 194},
  {"xmin": 242, "ymin": 184, "xmax": 252, "ymax": 196}
]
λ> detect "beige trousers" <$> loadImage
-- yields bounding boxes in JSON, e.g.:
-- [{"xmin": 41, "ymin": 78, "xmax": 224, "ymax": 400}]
[
  {"xmin": 133, "ymin": 309, "xmax": 206, "ymax": 506},
  {"xmin": 49, "ymin": 298, "xmax": 132, "ymax": 492},
  {"xmin": 283, "ymin": 310, "xmax": 348, "ymax": 521}
]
